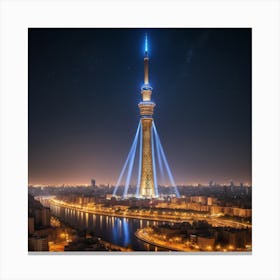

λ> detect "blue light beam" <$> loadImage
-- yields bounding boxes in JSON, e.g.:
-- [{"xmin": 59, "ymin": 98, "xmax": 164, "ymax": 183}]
[
  {"xmin": 123, "ymin": 128, "xmax": 139, "ymax": 197},
  {"xmin": 153, "ymin": 123, "xmax": 180, "ymax": 197},
  {"xmin": 113, "ymin": 121, "xmax": 141, "ymax": 196},
  {"xmin": 155, "ymin": 128, "xmax": 164, "ymax": 184}
]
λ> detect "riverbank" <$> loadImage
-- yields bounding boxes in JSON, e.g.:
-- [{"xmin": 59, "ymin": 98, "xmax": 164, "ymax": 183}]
[
  {"xmin": 135, "ymin": 228, "xmax": 195, "ymax": 252},
  {"xmin": 50, "ymin": 199, "xmax": 191, "ymax": 223},
  {"xmin": 50, "ymin": 215, "xmax": 132, "ymax": 252},
  {"xmin": 49, "ymin": 198, "xmax": 250, "ymax": 229}
]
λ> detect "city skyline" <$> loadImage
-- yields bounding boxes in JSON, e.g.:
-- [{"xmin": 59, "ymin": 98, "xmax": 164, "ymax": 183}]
[{"xmin": 28, "ymin": 28, "xmax": 252, "ymax": 186}]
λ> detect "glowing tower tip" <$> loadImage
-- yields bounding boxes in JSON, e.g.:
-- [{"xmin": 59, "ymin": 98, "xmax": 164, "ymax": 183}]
[{"xmin": 145, "ymin": 33, "xmax": 148, "ymax": 55}]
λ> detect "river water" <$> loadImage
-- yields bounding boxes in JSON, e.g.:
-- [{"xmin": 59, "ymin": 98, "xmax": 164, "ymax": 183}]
[{"xmin": 50, "ymin": 204, "xmax": 169, "ymax": 251}]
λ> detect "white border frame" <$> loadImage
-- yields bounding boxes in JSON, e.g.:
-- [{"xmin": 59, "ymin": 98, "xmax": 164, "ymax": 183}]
[{"xmin": 0, "ymin": 0, "xmax": 279, "ymax": 279}]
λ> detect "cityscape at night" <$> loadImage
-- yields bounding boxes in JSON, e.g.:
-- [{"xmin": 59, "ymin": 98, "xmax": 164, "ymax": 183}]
[{"xmin": 28, "ymin": 28, "xmax": 252, "ymax": 252}]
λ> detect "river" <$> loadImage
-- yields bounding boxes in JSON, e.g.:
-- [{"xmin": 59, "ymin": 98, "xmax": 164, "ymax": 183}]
[{"xmin": 50, "ymin": 204, "xmax": 169, "ymax": 251}]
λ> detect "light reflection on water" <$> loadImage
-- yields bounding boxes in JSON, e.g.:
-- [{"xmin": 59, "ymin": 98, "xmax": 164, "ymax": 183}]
[{"xmin": 50, "ymin": 204, "xmax": 167, "ymax": 251}]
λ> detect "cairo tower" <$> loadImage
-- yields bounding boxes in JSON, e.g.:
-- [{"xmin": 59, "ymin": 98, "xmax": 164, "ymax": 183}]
[{"xmin": 113, "ymin": 35, "xmax": 180, "ymax": 199}]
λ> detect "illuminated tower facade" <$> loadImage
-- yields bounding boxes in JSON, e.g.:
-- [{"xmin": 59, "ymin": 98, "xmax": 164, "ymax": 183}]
[
  {"xmin": 138, "ymin": 35, "xmax": 156, "ymax": 197},
  {"xmin": 113, "ymin": 35, "xmax": 180, "ymax": 199}
]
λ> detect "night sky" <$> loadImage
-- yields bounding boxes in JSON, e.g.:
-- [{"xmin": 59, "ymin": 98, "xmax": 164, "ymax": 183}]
[{"xmin": 28, "ymin": 28, "xmax": 251, "ymax": 186}]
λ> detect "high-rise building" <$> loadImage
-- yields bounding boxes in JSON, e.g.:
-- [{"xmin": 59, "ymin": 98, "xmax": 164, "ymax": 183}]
[
  {"xmin": 138, "ymin": 35, "xmax": 156, "ymax": 197},
  {"xmin": 34, "ymin": 207, "xmax": 50, "ymax": 227},
  {"xmin": 230, "ymin": 180, "xmax": 234, "ymax": 191},
  {"xmin": 28, "ymin": 236, "xmax": 49, "ymax": 251},
  {"xmin": 34, "ymin": 209, "xmax": 42, "ymax": 225},
  {"xmin": 91, "ymin": 179, "xmax": 96, "ymax": 187},
  {"xmin": 28, "ymin": 217, "xmax": 35, "ymax": 235},
  {"xmin": 41, "ymin": 208, "xmax": 50, "ymax": 227}
]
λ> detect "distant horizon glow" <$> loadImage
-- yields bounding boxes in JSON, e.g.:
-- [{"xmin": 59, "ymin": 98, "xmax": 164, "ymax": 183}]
[{"xmin": 28, "ymin": 180, "xmax": 253, "ymax": 187}]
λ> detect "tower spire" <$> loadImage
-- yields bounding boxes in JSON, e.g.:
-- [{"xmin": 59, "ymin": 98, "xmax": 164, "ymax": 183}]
[{"xmin": 143, "ymin": 34, "xmax": 150, "ymax": 87}]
